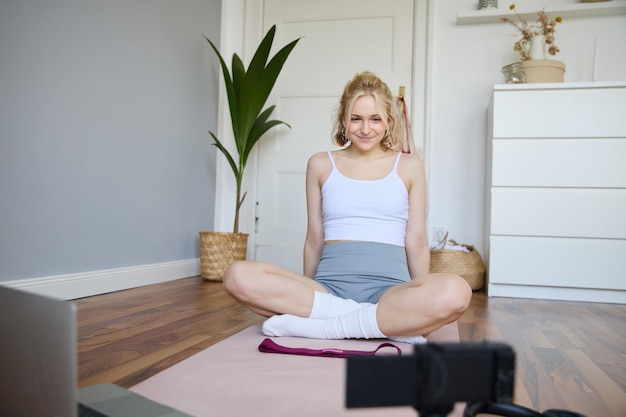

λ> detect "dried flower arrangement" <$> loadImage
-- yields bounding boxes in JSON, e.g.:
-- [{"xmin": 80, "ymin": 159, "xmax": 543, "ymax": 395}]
[{"xmin": 502, "ymin": 4, "xmax": 563, "ymax": 61}]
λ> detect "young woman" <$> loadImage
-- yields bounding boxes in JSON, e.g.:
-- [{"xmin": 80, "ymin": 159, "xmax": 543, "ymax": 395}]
[{"xmin": 222, "ymin": 71, "xmax": 471, "ymax": 342}]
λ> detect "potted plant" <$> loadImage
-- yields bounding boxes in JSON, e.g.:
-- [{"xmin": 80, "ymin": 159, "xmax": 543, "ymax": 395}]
[
  {"xmin": 199, "ymin": 25, "xmax": 300, "ymax": 281},
  {"xmin": 502, "ymin": 4, "xmax": 565, "ymax": 83}
]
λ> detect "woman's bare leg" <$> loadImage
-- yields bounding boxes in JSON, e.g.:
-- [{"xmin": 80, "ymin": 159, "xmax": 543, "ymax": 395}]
[
  {"xmin": 376, "ymin": 273, "xmax": 472, "ymax": 337},
  {"xmin": 222, "ymin": 260, "xmax": 328, "ymax": 317}
]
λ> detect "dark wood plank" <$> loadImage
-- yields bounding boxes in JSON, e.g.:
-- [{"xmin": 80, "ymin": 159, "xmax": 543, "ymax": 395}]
[
  {"xmin": 457, "ymin": 294, "xmax": 626, "ymax": 417},
  {"xmin": 76, "ymin": 277, "xmax": 626, "ymax": 417},
  {"xmin": 76, "ymin": 278, "xmax": 262, "ymax": 387}
]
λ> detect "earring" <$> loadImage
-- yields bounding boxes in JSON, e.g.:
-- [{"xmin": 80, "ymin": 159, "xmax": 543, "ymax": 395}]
[{"xmin": 341, "ymin": 128, "xmax": 348, "ymax": 142}]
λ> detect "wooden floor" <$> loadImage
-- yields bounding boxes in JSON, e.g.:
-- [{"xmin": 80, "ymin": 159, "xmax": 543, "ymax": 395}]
[{"xmin": 76, "ymin": 277, "xmax": 625, "ymax": 417}]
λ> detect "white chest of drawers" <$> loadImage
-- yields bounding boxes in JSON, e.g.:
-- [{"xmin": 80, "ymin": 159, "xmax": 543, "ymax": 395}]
[{"xmin": 485, "ymin": 82, "xmax": 626, "ymax": 303}]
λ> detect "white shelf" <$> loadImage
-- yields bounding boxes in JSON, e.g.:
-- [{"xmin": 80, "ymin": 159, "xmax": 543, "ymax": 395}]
[
  {"xmin": 493, "ymin": 80, "xmax": 626, "ymax": 91},
  {"xmin": 457, "ymin": 1, "xmax": 626, "ymax": 25}
]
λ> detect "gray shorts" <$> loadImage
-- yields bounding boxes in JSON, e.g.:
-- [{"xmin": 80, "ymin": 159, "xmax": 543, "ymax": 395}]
[{"xmin": 314, "ymin": 241, "xmax": 411, "ymax": 303}]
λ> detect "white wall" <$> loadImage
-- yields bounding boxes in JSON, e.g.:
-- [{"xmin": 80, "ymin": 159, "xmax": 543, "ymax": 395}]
[
  {"xmin": 0, "ymin": 0, "xmax": 222, "ymax": 290},
  {"xmin": 427, "ymin": 0, "xmax": 626, "ymax": 256}
]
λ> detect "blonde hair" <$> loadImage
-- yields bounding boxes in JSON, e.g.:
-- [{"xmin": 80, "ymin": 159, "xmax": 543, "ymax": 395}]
[{"xmin": 332, "ymin": 71, "xmax": 404, "ymax": 151}]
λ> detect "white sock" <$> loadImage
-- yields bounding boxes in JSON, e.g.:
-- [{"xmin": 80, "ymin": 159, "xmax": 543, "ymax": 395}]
[
  {"xmin": 263, "ymin": 303, "xmax": 385, "ymax": 339},
  {"xmin": 309, "ymin": 291, "xmax": 362, "ymax": 319}
]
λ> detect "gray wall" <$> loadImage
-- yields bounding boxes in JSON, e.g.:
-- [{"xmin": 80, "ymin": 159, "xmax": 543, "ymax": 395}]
[{"xmin": 0, "ymin": 0, "xmax": 221, "ymax": 281}]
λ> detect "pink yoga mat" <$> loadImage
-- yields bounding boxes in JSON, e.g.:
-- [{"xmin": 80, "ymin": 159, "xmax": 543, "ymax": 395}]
[{"xmin": 131, "ymin": 323, "xmax": 463, "ymax": 417}]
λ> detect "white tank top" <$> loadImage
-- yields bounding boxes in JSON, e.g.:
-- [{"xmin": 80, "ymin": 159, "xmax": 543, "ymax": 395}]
[{"xmin": 322, "ymin": 151, "xmax": 409, "ymax": 247}]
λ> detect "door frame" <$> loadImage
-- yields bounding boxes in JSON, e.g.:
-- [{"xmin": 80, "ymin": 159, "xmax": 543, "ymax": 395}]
[{"xmin": 213, "ymin": 0, "xmax": 434, "ymax": 258}]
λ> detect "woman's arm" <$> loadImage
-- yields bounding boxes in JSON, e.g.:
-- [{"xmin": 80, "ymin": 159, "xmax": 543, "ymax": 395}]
[
  {"xmin": 303, "ymin": 152, "xmax": 329, "ymax": 278},
  {"xmin": 400, "ymin": 154, "xmax": 431, "ymax": 280}
]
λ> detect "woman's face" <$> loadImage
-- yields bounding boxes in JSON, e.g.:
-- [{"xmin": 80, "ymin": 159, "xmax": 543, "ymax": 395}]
[
  {"xmin": 346, "ymin": 96, "xmax": 387, "ymax": 150},
  {"xmin": 345, "ymin": 95, "xmax": 388, "ymax": 151}
]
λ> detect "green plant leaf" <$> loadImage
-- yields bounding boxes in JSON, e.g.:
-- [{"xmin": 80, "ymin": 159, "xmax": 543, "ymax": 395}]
[
  {"xmin": 237, "ymin": 26, "xmax": 277, "ymax": 135},
  {"xmin": 244, "ymin": 119, "xmax": 289, "ymax": 166},
  {"xmin": 204, "ymin": 36, "xmax": 240, "ymax": 142},
  {"xmin": 231, "ymin": 53, "xmax": 246, "ymax": 142},
  {"xmin": 238, "ymin": 29, "xmax": 300, "ymax": 148},
  {"xmin": 243, "ymin": 106, "xmax": 290, "ymax": 163},
  {"xmin": 209, "ymin": 131, "xmax": 238, "ymax": 180}
]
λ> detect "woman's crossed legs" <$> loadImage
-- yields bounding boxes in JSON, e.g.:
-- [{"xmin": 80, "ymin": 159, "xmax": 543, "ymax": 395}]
[{"xmin": 222, "ymin": 260, "xmax": 471, "ymax": 341}]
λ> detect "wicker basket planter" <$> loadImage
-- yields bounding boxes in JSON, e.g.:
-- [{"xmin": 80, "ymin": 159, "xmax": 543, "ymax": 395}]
[
  {"xmin": 199, "ymin": 232, "xmax": 249, "ymax": 281},
  {"xmin": 430, "ymin": 238, "xmax": 486, "ymax": 291}
]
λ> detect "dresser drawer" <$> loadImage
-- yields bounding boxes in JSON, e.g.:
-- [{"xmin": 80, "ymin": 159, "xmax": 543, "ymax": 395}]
[
  {"xmin": 492, "ymin": 138, "xmax": 626, "ymax": 187},
  {"xmin": 492, "ymin": 87, "xmax": 626, "ymax": 138},
  {"xmin": 489, "ymin": 235, "xmax": 626, "ymax": 290},
  {"xmin": 490, "ymin": 188, "xmax": 626, "ymax": 239}
]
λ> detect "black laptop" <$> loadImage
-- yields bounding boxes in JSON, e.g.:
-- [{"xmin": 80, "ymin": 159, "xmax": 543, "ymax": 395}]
[{"xmin": 0, "ymin": 285, "xmax": 193, "ymax": 417}]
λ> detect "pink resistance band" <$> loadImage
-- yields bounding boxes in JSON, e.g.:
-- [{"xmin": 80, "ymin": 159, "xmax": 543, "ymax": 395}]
[{"xmin": 258, "ymin": 338, "xmax": 402, "ymax": 359}]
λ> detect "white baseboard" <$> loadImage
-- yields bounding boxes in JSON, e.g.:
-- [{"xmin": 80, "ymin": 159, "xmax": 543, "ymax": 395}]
[
  {"xmin": 488, "ymin": 283, "xmax": 626, "ymax": 304},
  {"xmin": 0, "ymin": 259, "xmax": 201, "ymax": 300}
]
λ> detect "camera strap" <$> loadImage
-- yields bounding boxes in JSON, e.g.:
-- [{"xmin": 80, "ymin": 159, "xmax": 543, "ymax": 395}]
[{"xmin": 258, "ymin": 338, "xmax": 402, "ymax": 358}]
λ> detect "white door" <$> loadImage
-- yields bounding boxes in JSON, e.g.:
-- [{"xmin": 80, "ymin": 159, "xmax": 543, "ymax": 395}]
[{"xmin": 254, "ymin": 0, "xmax": 415, "ymax": 273}]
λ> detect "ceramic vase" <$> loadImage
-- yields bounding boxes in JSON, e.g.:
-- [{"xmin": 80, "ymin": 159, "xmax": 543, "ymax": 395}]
[{"xmin": 527, "ymin": 35, "xmax": 546, "ymax": 60}]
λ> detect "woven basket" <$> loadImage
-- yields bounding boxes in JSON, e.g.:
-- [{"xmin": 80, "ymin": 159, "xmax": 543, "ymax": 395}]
[
  {"xmin": 430, "ymin": 235, "xmax": 485, "ymax": 291},
  {"xmin": 199, "ymin": 231, "xmax": 249, "ymax": 281}
]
